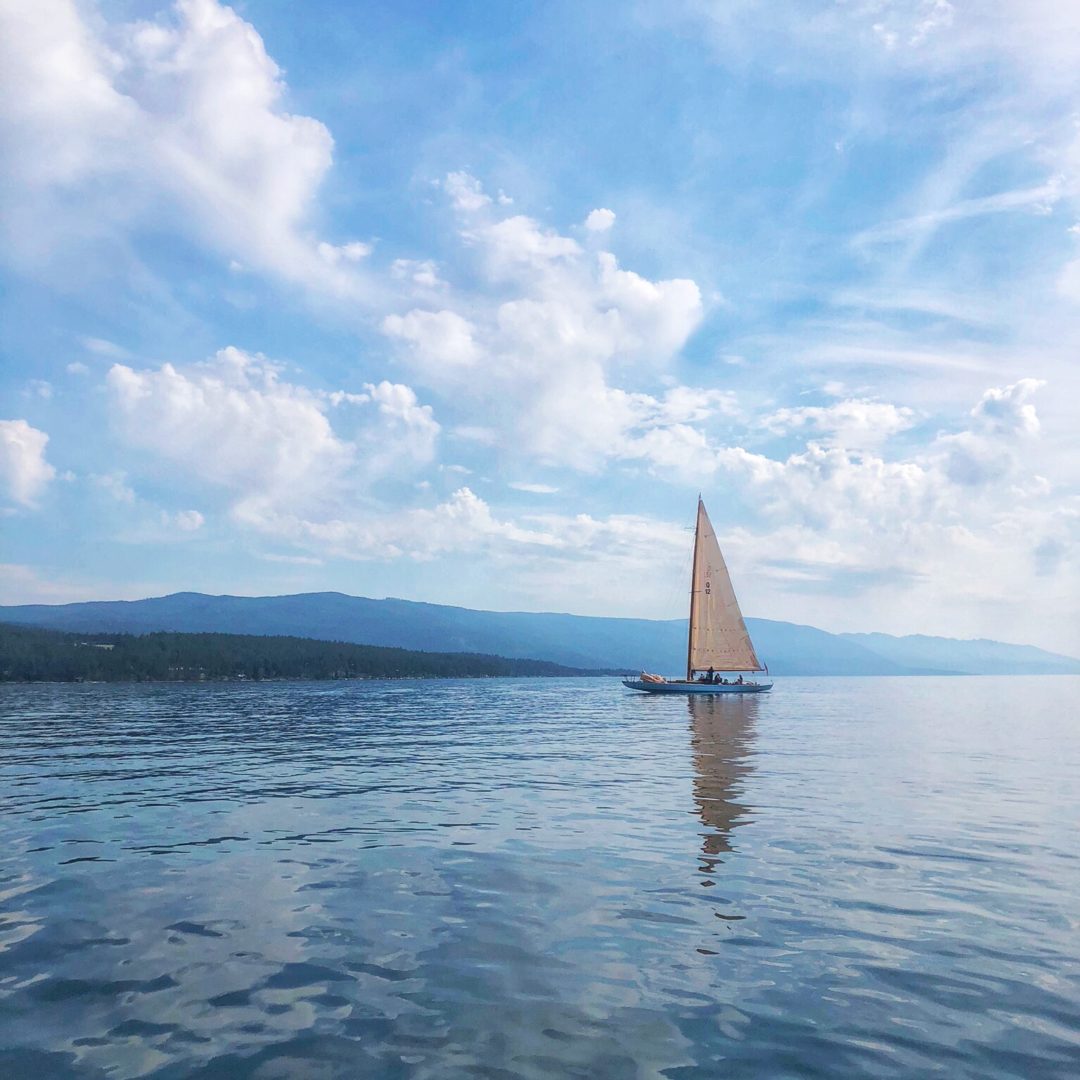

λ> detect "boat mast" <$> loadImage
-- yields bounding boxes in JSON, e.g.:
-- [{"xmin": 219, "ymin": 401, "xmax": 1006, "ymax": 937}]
[{"xmin": 686, "ymin": 496, "xmax": 702, "ymax": 682}]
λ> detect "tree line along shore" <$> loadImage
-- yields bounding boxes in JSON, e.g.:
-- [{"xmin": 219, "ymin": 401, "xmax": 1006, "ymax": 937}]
[{"xmin": 0, "ymin": 623, "xmax": 624, "ymax": 683}]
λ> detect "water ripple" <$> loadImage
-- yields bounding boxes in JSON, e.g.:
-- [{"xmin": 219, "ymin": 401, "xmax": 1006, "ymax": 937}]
[{"xmin": 1, "ymin": 676, "xmax": 1078, "ymax": 1078}]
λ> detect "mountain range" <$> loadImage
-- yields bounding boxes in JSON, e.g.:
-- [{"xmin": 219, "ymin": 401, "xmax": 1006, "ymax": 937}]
[{"xmin": 2, "ymin": 592, "xmax": 1077, "ymax": 676}]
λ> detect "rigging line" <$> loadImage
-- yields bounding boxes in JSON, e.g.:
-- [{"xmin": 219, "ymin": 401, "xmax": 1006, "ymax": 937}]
[{"xmin": 660, "ymin": 517, "xmax": 695, "ymax": 624}]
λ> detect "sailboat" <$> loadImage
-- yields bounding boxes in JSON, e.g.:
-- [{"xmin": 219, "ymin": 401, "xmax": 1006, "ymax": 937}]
[{"xmin": 623, "ymin": 498, "xmax": 773, "ymax": 694}]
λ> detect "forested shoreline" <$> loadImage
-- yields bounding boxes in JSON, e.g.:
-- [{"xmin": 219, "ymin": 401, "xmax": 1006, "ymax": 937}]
[{"xmin": 0, "ymin": 623, "xmax": 622, "ymax": 683}]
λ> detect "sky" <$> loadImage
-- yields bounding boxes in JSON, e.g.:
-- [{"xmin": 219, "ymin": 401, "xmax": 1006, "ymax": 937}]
[{"xmin": 1, "ymin": 0, "xmax": 1078, "ymax": 654}]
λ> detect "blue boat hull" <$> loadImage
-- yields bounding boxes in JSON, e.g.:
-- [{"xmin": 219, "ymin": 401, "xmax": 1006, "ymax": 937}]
[{"xmin": 623, "ymin": 679, "xmax": 773, "ymax": 694}]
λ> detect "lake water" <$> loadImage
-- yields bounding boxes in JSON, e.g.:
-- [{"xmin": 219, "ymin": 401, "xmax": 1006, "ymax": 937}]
[{"xmin": 0, "ymin": 677, "xmax": 1077, "ymax": 1079}]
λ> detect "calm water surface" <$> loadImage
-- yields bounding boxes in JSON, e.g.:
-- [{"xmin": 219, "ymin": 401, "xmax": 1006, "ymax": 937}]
[{"xmin": 0, "ymin": 677, "xmax": 1077, "ymax": 1078}]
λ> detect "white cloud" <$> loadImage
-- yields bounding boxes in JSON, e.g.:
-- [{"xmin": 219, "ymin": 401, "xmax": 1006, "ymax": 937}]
[
  {"xmin": 383, "ymin": 176, "xmax": 705, "ymax": 471},
  {"xmin": 686, "ymin": 0, "xmax": 1080, "ymax": 86},
  {"xmin": 658, "ymin": 375, "xmax": 1077, "ymax": 646},
  {"xmin": 708, "ymin": 382, "xmax": 1049, "ymax": 531},
  {"xmin": 24, "ymin": 379, "xmax": 53, "ymax": 400},
  {"xmin": 92, "ymin": 471, "xmax": 137, "ymax": 503},
  {"xmin": 317, "ymin": 241, "xmax": 372, "ymax": 264},
  {"xmin": 495, "ymin": 509, "xmax": 693, "ymax": 615},
  {"xmin": 105, "ymin": 347, "xmax": 439, "ymax": 520},
  {"xmin": 165, "ymin": 508, "xmax": 205, "ymax": 531},
  {"xmin": 970, "ymin": 377, "xmax": 1045, "ymax": 436},
  {"xmin": 107, "ymin": 348, "xmax": 351, "ymax": 512},
  {"xmin": 443, "ymin": 171, "xmax": 492, "ymax": 213},
  {"xmin": 853, "ymin": 178, "xmax": 1065, "ymax": 251},
  {"xmin": 90, "ymin": 470, "xmax": 211, "ymax": 539},
  {"xmin": 584, "ymin": 207, "xmax": 616, "ymax": 232},
  {"xmin": 716, "ymin": 441, "xmax": 943, "ymax": 533},
  {"xmin": 0, "ymin": 0, "xmax": 369, "ymax": 299},
  {"xmin": 349, "ymin": 379, "xmax": 440, "ymax": 479},
  {"xmin": 509, "ymin": 482, "xmax": 559, "ymax": 494},
  {"xmin": 382, "ymin": 309, "xmax": 480, "ymax": 371},
  {"xmin": 647, "ymin": 386, "xmax": 737, "ymax": 426},
  {"xmin": 391, "ymin": 258, "xmax": 445, "ymax": 288},
  {"xmin": 621, "ymin": 423, "xmax": 713, "ymax": 479},
  {"xmin": 238, "ymin": 486, "xmax": 552, "ymax": 560},
  {"xmin": 925, "ymin": 378, "xmax": 1046, "ymax": 485},
  {"xmin": 0, "ymin": 419, "xmax": 57, "ymax": 507},
  {"xmin": 679, "ymin": 0, "xmax": 1080, "ymax": 310},
  {"xmin": 762, "ymin": 398, "xmax": 917, "ymax": 451},
  {"xmin": 932, "ymin": 430, "xmax": 1012, "ymax": 486},
  {"xmin": 80, "ymin": 337, "xmax": 131, "ymax": 359},
  {"xmin": 468, "ymin": 214, "xmax": 582, "ymax": 275},
  {"xmin": 66, "ymin": 361, "xmax": 90, "ymax": 376},
  {"xmin": 596, "ymin": 252, "xmax": 703, "ymax": 355},
  {"xmin": 230, "ymin": 485, "xmax": 696, "ymax": 614}
]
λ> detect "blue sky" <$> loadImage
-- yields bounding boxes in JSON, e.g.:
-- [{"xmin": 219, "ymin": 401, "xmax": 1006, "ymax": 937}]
[{"xmin": 1, "ymin": 0, "xmax": 1078, "ymax": 653}]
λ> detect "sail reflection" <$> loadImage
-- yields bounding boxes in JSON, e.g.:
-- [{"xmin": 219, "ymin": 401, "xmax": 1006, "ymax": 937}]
[{"xmin": 687, "ymin": 693, "xmax": 758, "ymax": 873}]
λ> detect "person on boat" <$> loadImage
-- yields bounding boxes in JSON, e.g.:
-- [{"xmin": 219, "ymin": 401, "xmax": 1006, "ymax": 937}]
[
  {"xmin": 707, "ymin": 666, "xmax": 715, "ymax": 683},
  {"xmin": 736, "ymin": 674, "xmax": 744, "ymax": 684}
]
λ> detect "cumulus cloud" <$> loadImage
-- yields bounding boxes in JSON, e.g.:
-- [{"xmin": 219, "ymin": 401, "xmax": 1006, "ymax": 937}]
[
  {"xmin": 443, "ymin": 171, "xmax": 492, "ymax": 213},
  {"xmin": 107, "ymin": 348, "xmax": 352, "ymax": 511},
  {"xmin": 383, "ymin": 173, "xmax": 705, "ymax": 470},
  {"xmin": 704, "ymin": 381, "xmax": 1048, "ymax": 528},
  {"xmin": 584, "ymin": 208, "xmax": 616, "ymax": 232},
  {"xmin": 915, "ymin": 377, "xmax": 1045, "ymax": 487},
  {"xmin": 0, "ymin": 0, "xmax": 370, "ymax": 298},
  {"xmin": 106, "ymin": 347, "xmax": 439, "ymax": 520},
  {"xmin": 348, "ymin": 379, "xmax": 440, "ymax": 480},
  {"xmin": 391, "ymin": 258, "xmax": 445, "ymax": 289},
  {"xmin": 467, "ymin": 214, "xmax": 582, "ymax": 275},
  {"xmin": 653, "ymin": 375, "xmax": 1076, "ymax": 644},
  {"xmin": 716, "ymin": 441, "xmax": 943, "ymax": 533},
  {"xmin": 970, "ymin": 377, "xmax": 1045, "ymax": 436},
  {"xmin": 763, "ymin": 398, "xmax": 917, "ymax": 451},
  {"xmin": 932, "ymin": 430, "xmax": 1013, "ymax": 487},
  {"xmin": 0, "ymin": 420, "xmax": 57, "ymax": 507},
  {"xmin": 382, "ymin": 309, "xmax": 480, "ymax": 370}
]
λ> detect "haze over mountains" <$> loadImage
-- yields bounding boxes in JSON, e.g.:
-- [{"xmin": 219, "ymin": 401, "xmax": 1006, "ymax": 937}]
[{"xmin": 2, "ymin": 592, "xmax": 1078, "ymax": 676}]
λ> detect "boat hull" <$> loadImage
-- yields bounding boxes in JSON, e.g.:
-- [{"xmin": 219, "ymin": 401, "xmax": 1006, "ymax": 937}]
[{"xmin": 622, "ymin": 679, "xmax": 773, "ymax": 694}]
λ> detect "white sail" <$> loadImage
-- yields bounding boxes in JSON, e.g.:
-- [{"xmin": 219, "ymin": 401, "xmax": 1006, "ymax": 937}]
[{"xmin": 688, "ymin": 499, "xmax": 762, "ymax": 673}]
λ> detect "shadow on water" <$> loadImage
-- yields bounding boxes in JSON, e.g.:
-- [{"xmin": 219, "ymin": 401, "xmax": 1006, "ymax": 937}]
[{"xmin": 686, "ymin": 693, "xmax": 758, "ymax": 875}]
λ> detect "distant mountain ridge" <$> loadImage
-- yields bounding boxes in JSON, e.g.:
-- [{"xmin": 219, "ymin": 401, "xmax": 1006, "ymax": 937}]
[
  {"xmin": 0, "ymin": 623, "xmax": 619, "ymax": 682},
  {"xmin": 1, "ymin": 591, "xmax": 1077, "ymax": 676}
]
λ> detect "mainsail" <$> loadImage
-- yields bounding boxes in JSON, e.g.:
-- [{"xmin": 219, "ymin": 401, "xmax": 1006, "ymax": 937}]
[{"xmin": 687, "ymin": 499, "xmax": 762, "ymax": 676}]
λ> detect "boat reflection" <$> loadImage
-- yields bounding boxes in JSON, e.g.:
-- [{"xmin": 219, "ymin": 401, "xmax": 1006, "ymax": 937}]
[{"xmin": 687, "ymin": 693, "xmax": 758, "ymax": 874}]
